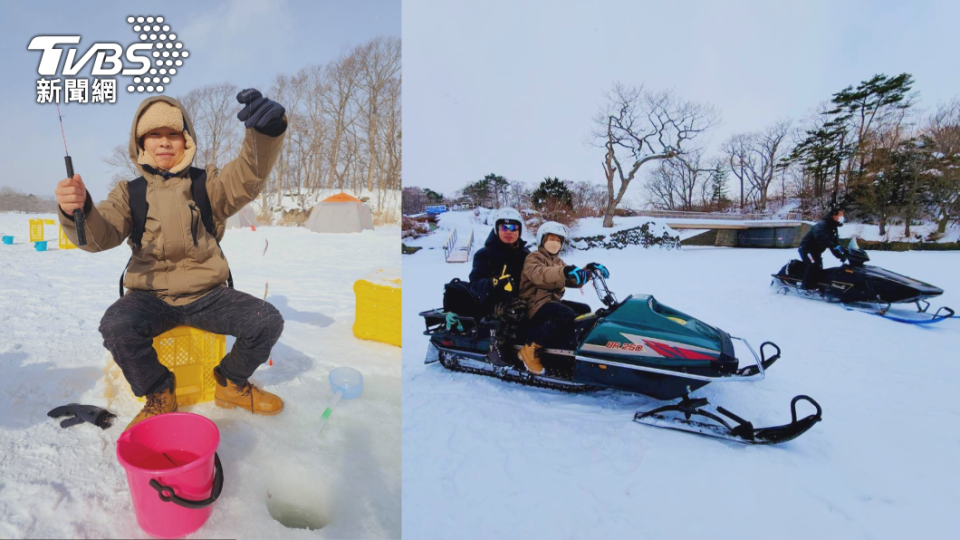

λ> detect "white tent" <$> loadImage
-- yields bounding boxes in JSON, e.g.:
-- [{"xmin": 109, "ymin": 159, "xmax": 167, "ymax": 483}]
[
  {"xmin": 226, "ymin": 205, "xmax": 259, "ymax": 230},
  {"xmin": 305, "ymin": 193, "xmax": 374, "ymax": 233}
]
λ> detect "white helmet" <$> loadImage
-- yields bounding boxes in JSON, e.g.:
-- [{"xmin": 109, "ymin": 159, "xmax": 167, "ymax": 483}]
[
  {"xmin": 537, "ymin": 221, "xmax": 569, "ymax": 247},
  {"xmin": 493, "ymin": 208, "xmax": 523, "ymax": 231}
]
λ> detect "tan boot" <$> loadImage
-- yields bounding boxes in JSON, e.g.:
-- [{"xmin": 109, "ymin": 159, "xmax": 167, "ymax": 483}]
[
  {"xmin": 125, "ymin": 379, "xmax": 178, "ymax": 431},
  {"xmin": 518, "ymin": 342, "xmax": 545, "ymax": 375},
  {"xmin": 213, "ymin": 367, "xmax": 284, "ymax": 415}
]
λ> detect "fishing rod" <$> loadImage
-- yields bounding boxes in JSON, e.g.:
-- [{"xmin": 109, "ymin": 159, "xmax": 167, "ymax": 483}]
[{"xmin": 56, "ymin": 103, "xmax": 87, "ymax": 246}]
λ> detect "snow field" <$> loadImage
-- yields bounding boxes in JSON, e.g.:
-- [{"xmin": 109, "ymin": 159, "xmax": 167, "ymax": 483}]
[
  {"xmin": 0, "ymin": 213, "xmax": 401, "ymax": 539},
  {"xmin": 402, "ymin": 210, "xmax": 960, "ymax": 540}
]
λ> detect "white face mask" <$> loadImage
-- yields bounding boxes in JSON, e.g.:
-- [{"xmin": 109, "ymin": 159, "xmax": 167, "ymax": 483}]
[
  {"xmin": 544, "ymin": 239, "xmax": 562, "ymax": 255},
  {"xmin": 838, "ymin": 215, "xmax": 845, "ymax": 224}
]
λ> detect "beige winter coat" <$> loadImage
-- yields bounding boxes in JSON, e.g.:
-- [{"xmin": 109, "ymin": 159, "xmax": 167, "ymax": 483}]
[
  {"xmin": 59, "ymin": 96, "xmax": 285, "ymax": 306},
  {"xmin": 519, "ymin": 248, "xmax": 577, "ymax": 319}
]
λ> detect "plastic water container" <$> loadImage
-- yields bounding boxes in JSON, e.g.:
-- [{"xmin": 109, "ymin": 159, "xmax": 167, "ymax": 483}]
[
  {"xmin": 116, "ymin": 412, "xmax": 223, "ymax": 538},
  {"xmin": 1, "ymin": 236, "xmax": 12, "ymax": 245},
  {"xmin": 34, "ymin": 241, "xmax": 48, "ymax": 251},
  {"xmin": 330, "ymin": 366, "xmax": 364, "ymax": 399}
]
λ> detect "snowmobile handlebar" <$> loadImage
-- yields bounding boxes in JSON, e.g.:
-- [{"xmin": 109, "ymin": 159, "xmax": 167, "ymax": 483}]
[{"xmin": 587, "ymin": 269, "xmax": 618, "ymax": 307}]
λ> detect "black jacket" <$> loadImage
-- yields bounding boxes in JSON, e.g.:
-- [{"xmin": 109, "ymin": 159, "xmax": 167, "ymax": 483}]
[
  {"xmin": 800, "ymin": 217, "xmax": 843, "ymax": 259},
  {"xmin": 469, "ymin": 230, "xmax": 530, "ymax": 305}
]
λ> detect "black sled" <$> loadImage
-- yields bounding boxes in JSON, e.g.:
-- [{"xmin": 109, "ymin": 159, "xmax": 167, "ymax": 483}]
[{"xmin": 772, "ymin": 239, "xmax": 954, "ymax": 325}]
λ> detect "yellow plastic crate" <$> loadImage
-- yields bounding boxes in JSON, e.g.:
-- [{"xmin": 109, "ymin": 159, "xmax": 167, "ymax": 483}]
[
  {"xmin": 132, "ymin": 326, "xmax": 226, "ymax": 406},
  {"xmin": 29, "ymin": 219, "xmax": 54, "ymax": 242},
  {"xmin": 58, "ymin": 225, "xmax": 77, "ymax": 250},
  {"xmin": 353, "ymin": 269, "xmax": 401, "ymax": 347}
]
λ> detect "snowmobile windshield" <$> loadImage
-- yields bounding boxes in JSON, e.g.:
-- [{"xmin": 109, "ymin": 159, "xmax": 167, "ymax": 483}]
[
  {"xmin": 848, "ymin": 237, "xmax": 860, "ymax": 250},
  {"xmin": 648, "ymin": 298, "xmax": 721, "ymax": 340}
]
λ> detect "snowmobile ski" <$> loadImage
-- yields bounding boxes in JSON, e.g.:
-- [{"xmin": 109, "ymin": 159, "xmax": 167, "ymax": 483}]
[
  {"xmin": 633, "ymin": 395, "xmax": 822, "ymax": 445},
  {"xmin": 841, "ymin": 301, "xmax": 954, "ymax": 325}
]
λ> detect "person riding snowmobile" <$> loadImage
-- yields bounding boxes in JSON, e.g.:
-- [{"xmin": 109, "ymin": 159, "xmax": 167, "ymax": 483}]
[
  {"xmin": 517, "ymin": 221, "xmax": 608, "ymax": 375},
  {"xmin": 469, "ymin": 208, "xmax": 530, "ymax": 306},
  {"xmin": 468, "ymin": 208, "xmax": 530, "ymax": 366},
  {"xmin": 798, "ymin": 207, "xmax": 846, "ymax": 292},
  {"xmin": 55, "ymin": 90, "xmax": 287, "ymax": 430}
]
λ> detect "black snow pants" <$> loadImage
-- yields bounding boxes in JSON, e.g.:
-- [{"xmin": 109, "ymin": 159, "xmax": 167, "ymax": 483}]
[
  {"xmin": 100, "ymin": 286, "xmax": 284, "ymax": 397},
  {"xmin": 799, "ymin": 248, "xmax": 823, "ymax": 291},
  {"xmin": 526, "ymin": 300, "xmax": 592, "ymax": 349}
]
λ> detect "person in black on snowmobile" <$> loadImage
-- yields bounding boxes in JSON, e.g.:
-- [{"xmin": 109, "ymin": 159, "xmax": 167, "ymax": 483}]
[
  {"xmin": 798, "ymin": 207, "xmax": 846, "ymax": 292},
  {"xmin": 469, "ymin": 208, "xmax": 530, "ymax": 306},
  {"xmin": 468, "ymin": 208, "xmax": 531, "ymax": 366}
]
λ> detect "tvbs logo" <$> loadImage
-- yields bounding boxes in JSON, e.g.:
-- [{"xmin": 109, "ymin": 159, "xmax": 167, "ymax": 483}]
[
  {"xmin": 28, "ymin": 16, "xmax": 188, "ymax": 104},
  {"xmin": 28, "ymin": 36, "xmax": 152, "ymax": 77}
]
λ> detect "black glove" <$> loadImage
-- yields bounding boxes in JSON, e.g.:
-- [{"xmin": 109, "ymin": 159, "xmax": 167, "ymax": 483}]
[
  {"xmin": 237, "ymin": 89, "xmax": 287, "ymax": 136},
  {"xmin": 564, "ymin": 265, "xmax": 589, "ymax": 286},
  {"xmin": 584, "ymin": 262, "xmax": 610, "ymax": 279},
  {"xmin": 47, "ymin": 404, "xmax": 116, "ymax": 429}
]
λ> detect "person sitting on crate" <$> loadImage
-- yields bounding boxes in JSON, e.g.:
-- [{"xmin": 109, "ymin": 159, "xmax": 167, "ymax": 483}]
[
  {"xmin": 467, "ymin": 208, "xmax": 530, "ymax": 366},
  {"xmin": 55, "ymin": 90, "xmax": 287, "ymax": 431},
  {"xmin": 518, "ymin": 221, "xmax": 606, "ymax": 375},
  {"xmin": 798, "ymin": 207, "xmax": 847, "ymax": 293}
]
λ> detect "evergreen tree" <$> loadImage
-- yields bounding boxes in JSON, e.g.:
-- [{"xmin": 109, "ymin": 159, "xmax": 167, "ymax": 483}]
[
  {"xmin": 483, "ymin": 173, "xmax": 510, "ymax": 207},
  {"xmin": 531, "ymin": 177, "xmax": 573, "ymax": 209},
  {"xmin": 709, "ymin": 164, "xmax": 729, "ymax": 211}
]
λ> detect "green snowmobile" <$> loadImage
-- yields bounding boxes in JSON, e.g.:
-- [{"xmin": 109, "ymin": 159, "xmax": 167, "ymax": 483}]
[{"xmin": 421, "ymin": 271, "xmax": 822, "ymax": 445}]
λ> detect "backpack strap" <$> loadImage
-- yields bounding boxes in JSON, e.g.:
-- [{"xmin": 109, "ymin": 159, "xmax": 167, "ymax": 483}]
[
  {"xmin": 128, "ymin": 177, "xmax": 148, "ymax": 249},
  {"xmin": 120, "ymin": 178, "xmax": 148, "ymax": 298},
  {"xmin": 189, "ymin": 167, "xmax": 234, "ymax": 290}
]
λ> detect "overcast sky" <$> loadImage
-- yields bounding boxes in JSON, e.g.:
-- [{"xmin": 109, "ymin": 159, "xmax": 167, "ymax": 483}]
[
  {"xmin": 403, "ymin": 0, "xmax": 960, "ymax": 197},
  {"xmin": 0, "ymin": 0, "xmax": 399, "ymax": 197}
]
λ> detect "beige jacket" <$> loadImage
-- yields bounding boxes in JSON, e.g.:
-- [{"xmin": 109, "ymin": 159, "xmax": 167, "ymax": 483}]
[
  {"xmin": 59, "ymin": 96, "xmax": 285, "ymax": 306},
  {"xmin": 519, "ymin": 248, "xmax": 577, "ymax": 319}
]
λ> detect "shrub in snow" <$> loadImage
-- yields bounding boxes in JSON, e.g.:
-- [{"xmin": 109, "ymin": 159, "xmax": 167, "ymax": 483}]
[
  {"xmin": 569, "ymin": 222, "xmax": 681, "ymax": 250},
  {"xmin": 402, "ymin": 217, "xmax": 430, "ymax": 239}
]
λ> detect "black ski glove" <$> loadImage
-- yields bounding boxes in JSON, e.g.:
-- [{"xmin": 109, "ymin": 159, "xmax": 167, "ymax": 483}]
[
  {"xmin": 237, "ymin": 88, "xmax": 287, "ymax": 137},
  {"xmin": 47, "ymin": 404, "xmax": 116, "ymax": 429}
]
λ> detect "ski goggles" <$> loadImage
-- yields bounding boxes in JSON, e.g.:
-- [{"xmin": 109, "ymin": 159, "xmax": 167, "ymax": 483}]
[{"xmin": 498, "ymin": 222, "xmax": 520, "ymax": 233}]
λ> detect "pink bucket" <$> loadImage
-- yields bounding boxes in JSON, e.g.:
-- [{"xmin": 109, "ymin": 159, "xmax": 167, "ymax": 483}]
[{"xmin": 116, "ymin": 412, "xmax": 224, "ymax": 539}]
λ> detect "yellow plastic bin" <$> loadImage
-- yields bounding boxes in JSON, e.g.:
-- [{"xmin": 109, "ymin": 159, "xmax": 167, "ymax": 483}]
[
  {"xmin": 353, "ymin": 269, "xmax": 401, "ymax": 347},
  {"xmin": 58, "ymin": 225, "xmax": 77, "ymax": 250},
  {"xmin": 29, "ymin": 218, "xmax": 54, "ymax": 242},
  {"xmin": 130, "ymin": 326, "xmax": 226, "ymax": 406}
]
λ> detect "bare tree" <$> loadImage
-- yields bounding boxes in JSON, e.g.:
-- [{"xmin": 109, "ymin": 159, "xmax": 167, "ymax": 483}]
[
  {"xmin": 356, "ymin": 37, "xmax": 401, "ymax": 193},
  {"xmin": 102, "ymin": 144, "xmax": 143, "ymax": 190},
  {"xmin": 723, "ymin": 120, "xmax": 791, "ymax": 212},
  {"xmin": 645, "ymin": 149, "xmax": 707, "ymax": 211},
  {"xmin": 178, "ymin": 83, "xmax": 242, "ymax": 169},
  {"xmin": 592, "ymin": 83, "xmax": 718, "ymax": 227}
]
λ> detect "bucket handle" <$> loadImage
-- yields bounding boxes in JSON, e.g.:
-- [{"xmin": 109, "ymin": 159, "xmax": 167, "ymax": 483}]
[{"xmin": 149, "ymin": 453, "xmax": 224, "ymax": 509}]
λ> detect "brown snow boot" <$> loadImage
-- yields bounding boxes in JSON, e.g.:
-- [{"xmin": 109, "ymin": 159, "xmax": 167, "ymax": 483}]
[
  {"xmin": 125, "ymin": 377, "xmax": 178, "ymax": 431},
  {"xmin": 518, "ymin": 342, "xmax": 545, "ymax": 375},
  {"xmin": 213, "ymin": 366, "xmax": 284, "ymax": 416}
]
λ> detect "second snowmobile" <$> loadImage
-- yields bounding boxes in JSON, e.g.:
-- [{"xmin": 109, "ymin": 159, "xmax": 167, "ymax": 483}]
[
  {"xmin": 772, "ymin": 238, "xmax": 954, "ymax": 324},
  {"xmin": 421, "ymin": 271, "xmax": 822, "ymax": 445}
]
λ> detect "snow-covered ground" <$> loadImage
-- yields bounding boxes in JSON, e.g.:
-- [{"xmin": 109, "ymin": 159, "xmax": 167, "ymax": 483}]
[
  {"xmin": 0, "ymin": 214, "xmax": 401, "ymax": 539},
  {"xmin": 842, "ymin": 222, "xmax": 960, "ymax": 243},
  {"xmin": 402, "ymin": 210, "xmax": 960, "ymax": 540}
]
